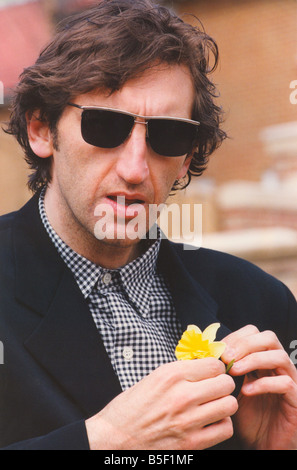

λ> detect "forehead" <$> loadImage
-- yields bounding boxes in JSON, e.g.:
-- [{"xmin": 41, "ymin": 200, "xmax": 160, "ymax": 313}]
[{"xmin": 73, "ymin": 63, "xmax": 195, "ymax": 118}]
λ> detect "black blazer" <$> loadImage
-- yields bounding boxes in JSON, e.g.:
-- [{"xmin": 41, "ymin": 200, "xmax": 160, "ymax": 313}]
[{"xmin": 1, "ymin": 195, "xmax": 297, "ymax": 450}]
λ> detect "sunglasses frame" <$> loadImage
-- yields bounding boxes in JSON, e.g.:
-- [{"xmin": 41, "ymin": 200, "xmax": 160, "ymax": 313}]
[{"xmin": 67, "ymin": 102, "xmax": 200, "ymax": 156}]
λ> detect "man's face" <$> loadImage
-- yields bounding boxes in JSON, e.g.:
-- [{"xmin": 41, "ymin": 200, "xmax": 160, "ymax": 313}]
[{"xmin": 41, "ymin": 64, "xmax": 195, "ymax": 262}]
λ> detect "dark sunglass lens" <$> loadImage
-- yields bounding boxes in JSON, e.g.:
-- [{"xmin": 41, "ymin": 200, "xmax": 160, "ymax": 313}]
[
  {"xmin": 148, "ymin": 119, "xmax": 198, "ymax": 157},
  {"xmin": 81, "ymin": 110, "xmax": 134, "ymax": 148}
]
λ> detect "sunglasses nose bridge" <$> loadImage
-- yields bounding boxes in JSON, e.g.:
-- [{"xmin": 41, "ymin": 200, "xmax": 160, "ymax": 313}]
[{"xmin": 130, "ymin": 118, "xmax": 149, "ymax": 139}]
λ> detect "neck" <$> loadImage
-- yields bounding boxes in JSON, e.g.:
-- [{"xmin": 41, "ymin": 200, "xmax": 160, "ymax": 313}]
[{"xmin": 43, "ymin": 189, "xmax": 144, "ymax": 269}]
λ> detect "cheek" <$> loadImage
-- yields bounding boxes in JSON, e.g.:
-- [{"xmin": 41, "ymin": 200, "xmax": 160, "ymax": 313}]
[
  {"xmin": 150, "ymin": 159, "xmax": 184, "ymax": 199},
  {"xmin": 53, "ymin": 137, "xmax": 112, "ymax": 194},
  {"xmin": 163, "ymin": 158, "xmax": 188, "ymax": 183}
]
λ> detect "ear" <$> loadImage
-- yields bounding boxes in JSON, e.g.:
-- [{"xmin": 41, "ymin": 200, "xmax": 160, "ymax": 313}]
[
  {"xmin": 26, "ymin": 111, "xmax": 54, "ymax": 158},
  {"xmin": 176, "ymin": 153, "xmax": 193, "ymax": 180}
]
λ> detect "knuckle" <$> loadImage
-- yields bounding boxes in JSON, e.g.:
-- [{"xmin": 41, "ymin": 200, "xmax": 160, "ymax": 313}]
[
  {"xmin": 262, "ymin": 329, "xmax": 279, "ymax": 346},
  {"xmin": 154, "ymin": 362, "xmax": 180, "ymax": 386},
  {"xmin": 244, "ymin": 324, "xmax": 260, "ymax": 334},
  {"xmin": 167, "ymin": 412, "xmax": 185, "ymax": 436},
  {"xmin": 169, "ymin": 386, "xmax": 192, "ymax": 412},
  {"xmin": 205, "ymin": 357, "xmax": 225, "ymax": 377},
  {"xmin": 223, "ymin": 417, "xmax": 235, "ymax": 440},
  {"xmin": 283, "ymin": 375, "xmax": 295, "ymax": 392},
  {"xmin": 272, "ymin": 349, "xmax": 289, "ymax": 368},
  {"xmin": 227, "ymin": 395, "xmax": 239, "ymax": 415},
  {"xmin": 179, "ymin": 431, "xmax": 201, "ymax": 451},
  {"xmin": 215, "ymin": 373, "xmax": 235, "ymax": 394},
  {"xmin": 210, "ymin": 417, "xmax": 234, "ymax": 445},
  {"xmin": 183, "ymin": 436, "xmax": 196, "ymax": 451},
  {"xmin": 223, "ymin": 374, "xmax": 236, "ymax": 394},
  {"xmin": 220, "ymin": 394, "xmax": 238, "ymax": 416},
  {"xmin": 279, "ymin": 348, "xmax": 290, "ymax": 363}
]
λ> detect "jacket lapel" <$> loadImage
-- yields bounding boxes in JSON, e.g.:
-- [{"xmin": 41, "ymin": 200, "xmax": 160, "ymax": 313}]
[
  {"xmin": 158, "ymin": 239, "xmax": 232, "ymax": 341},
  {"xmin": 158, "ymin": 241, "xmax": 243, "ymax": 398},
  {"xmin": 13, "ymin": 195, "xmax": 122, "ymax": 417}
]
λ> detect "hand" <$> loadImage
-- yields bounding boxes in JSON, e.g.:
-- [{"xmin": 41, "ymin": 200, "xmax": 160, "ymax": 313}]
[
  {"xmin": 85, "ymin": 358, "xmax": 238, "ymax": 450},
  {"xmin": 221, "ymin": 325, "xmax": 297, "ymax": 450}
]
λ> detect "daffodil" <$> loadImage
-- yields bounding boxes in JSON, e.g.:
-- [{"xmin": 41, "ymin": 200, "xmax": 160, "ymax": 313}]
[{"xmin": 175, "ymin": 323, "xmax": 226, "ymax": 361}]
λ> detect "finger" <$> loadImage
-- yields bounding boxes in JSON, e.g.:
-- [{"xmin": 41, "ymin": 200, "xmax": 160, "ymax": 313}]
[
  {"xmin": 229, "ymin": 349, "xmax": 297, "ymax": 381},
  {"xmin": 171, "ymin": 357, "xmax": 226, "ymax": 383},
  {"xmin": 195, "ymin": 395, "xmax": 238, "ymax": 428},
  {"xmin": 196, "ymin": 417, "xmax": 235, "ymax": 449},
  {"xmin": 191, "ymin": 373, "xmax": 236, "ymax": 406},
  {"xmin": 241, "ymin": 375, "xmax": 297, "ymax": 406},
  {"xmin": 222, "ymin": 329, "xmax": 283, "ymax": 364},
  {"xmin": 221, "ymin": 325, "xmax": 259, "ymax": 362},
  {"xmin": 152, "ymin": 359, "xmax": 227, "ymax": 399},
  {"xmin": 223, "ymin": 324, "xmax": 260, "ymax": 345}
]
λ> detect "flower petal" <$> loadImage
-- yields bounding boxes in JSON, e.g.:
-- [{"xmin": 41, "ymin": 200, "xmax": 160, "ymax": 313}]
[
  {"xmin": 175, "ymin": 324, "xmax": 226, "ymax": 361},
  {"xmin": 208, "ymin": 341, "xmax": 226, "ymax": 359},
  {"xmin": 187, "ymin": 324, "xmax": 202, "ymax": 334},
  {"xmin": 175, "ymin": 328, "xmax": 203, "ymax": 360},
  {"xmin": 175, "ymin": 349, "xmax": 194, "ymax": 360},
  {"xmin": 202, "ymin": 323, "xmax": 221, "ymax": 343}
]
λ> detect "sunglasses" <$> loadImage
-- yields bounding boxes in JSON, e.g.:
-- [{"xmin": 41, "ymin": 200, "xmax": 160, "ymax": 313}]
[{"xmin": 68, "ymin": 103, "xmax": 200, "ymax": 157}]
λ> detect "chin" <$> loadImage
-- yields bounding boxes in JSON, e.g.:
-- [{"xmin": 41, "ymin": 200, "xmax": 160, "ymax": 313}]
[
  {"xmin": 93, "ymin": 219, "xmax": 150, "ymax": 244},
  {"xmin": 100, "ymin": 237, "xmax": 141, "ymax": 247}
]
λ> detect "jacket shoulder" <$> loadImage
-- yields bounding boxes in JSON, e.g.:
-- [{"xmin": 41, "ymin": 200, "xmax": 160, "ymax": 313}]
[
  {"xmin": 170, "ymin": 241, "xmax": 274, "ymax": 280},
  {"xmin": 168, "ymin": 241, "xmax": 293, "ymax": 308},
  {"xmin": 167, "ymin": 241, "xmax": 297, "ymax": 344}
]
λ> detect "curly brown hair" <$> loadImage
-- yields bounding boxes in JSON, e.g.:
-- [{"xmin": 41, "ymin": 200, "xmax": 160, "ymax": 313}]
[{"xmin": 5, "ymin": 0, "xmax": 227, "ymax": 193}]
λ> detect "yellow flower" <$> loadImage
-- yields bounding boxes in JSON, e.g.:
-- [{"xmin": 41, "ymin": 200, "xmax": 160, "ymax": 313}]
[{"xmin": 175, "ymin": 323, "xmax": 226, "ymax": 361}]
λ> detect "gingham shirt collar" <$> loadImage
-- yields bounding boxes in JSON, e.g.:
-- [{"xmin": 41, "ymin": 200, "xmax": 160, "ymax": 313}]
[{"xmin": 38, "ymin": 189, "xmax": 162, "ymax": 317}]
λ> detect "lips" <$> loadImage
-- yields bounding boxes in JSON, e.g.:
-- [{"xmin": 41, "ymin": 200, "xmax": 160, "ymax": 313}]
[
  {"xmin": 107, "ymin": 195, "xmax": 145, "ymax": 206},
  {"xmin": 104, "ymin": 193, "xmax": 147, "ymax": 219}
]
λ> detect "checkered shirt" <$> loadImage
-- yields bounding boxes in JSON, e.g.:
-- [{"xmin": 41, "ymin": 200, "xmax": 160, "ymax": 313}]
[{"xmin": 39, "ymin": 190, "xmax": 182, "ymax": 391}]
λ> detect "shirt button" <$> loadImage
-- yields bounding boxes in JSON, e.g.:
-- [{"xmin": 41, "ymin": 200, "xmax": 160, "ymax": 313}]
[
  {"xmin": 102, "ymin": 273, "xmax": 112, "ymax": 285},
  {"xmin": 122, "ymin": 346, "xmax": 134, "ymax": 361}
]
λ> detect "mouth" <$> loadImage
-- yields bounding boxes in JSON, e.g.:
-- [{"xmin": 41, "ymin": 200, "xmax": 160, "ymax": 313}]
[
  {"xmin": 104, "ymin": 193, "xmax": 147, "ymax": 219},
  {"xmin": 106, "ymin": 195, "xmax": 146, "ymax": 206}
]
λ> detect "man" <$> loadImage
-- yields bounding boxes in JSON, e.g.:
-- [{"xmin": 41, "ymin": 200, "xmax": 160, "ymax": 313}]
[{"xmin": 1, "ymin": 0, "xmax": 297, "ymax": 450}]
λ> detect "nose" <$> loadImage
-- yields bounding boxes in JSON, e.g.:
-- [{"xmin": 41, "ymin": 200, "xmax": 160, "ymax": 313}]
[{"xmin": 115, "ymin": 122, "xmax": 150, "ymax": 185}]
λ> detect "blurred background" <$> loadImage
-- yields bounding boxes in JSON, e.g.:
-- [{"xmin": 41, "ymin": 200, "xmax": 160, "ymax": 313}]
[{"xmin": 0, "ymin": 0, "xmax": 297, "ymax": 295}]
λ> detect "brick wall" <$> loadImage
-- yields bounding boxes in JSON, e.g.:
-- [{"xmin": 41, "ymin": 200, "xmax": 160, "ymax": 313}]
[
  {"xmin": 0, "ymin": 109, "xmax": 30, "ymax": 215},
  {"xmin": 1, "ymin": 0, "xmax": 296, "ymax": 216},
  {"xmin": 176, "ymin": 0, "xmax": 297, "ymax": 183}
]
